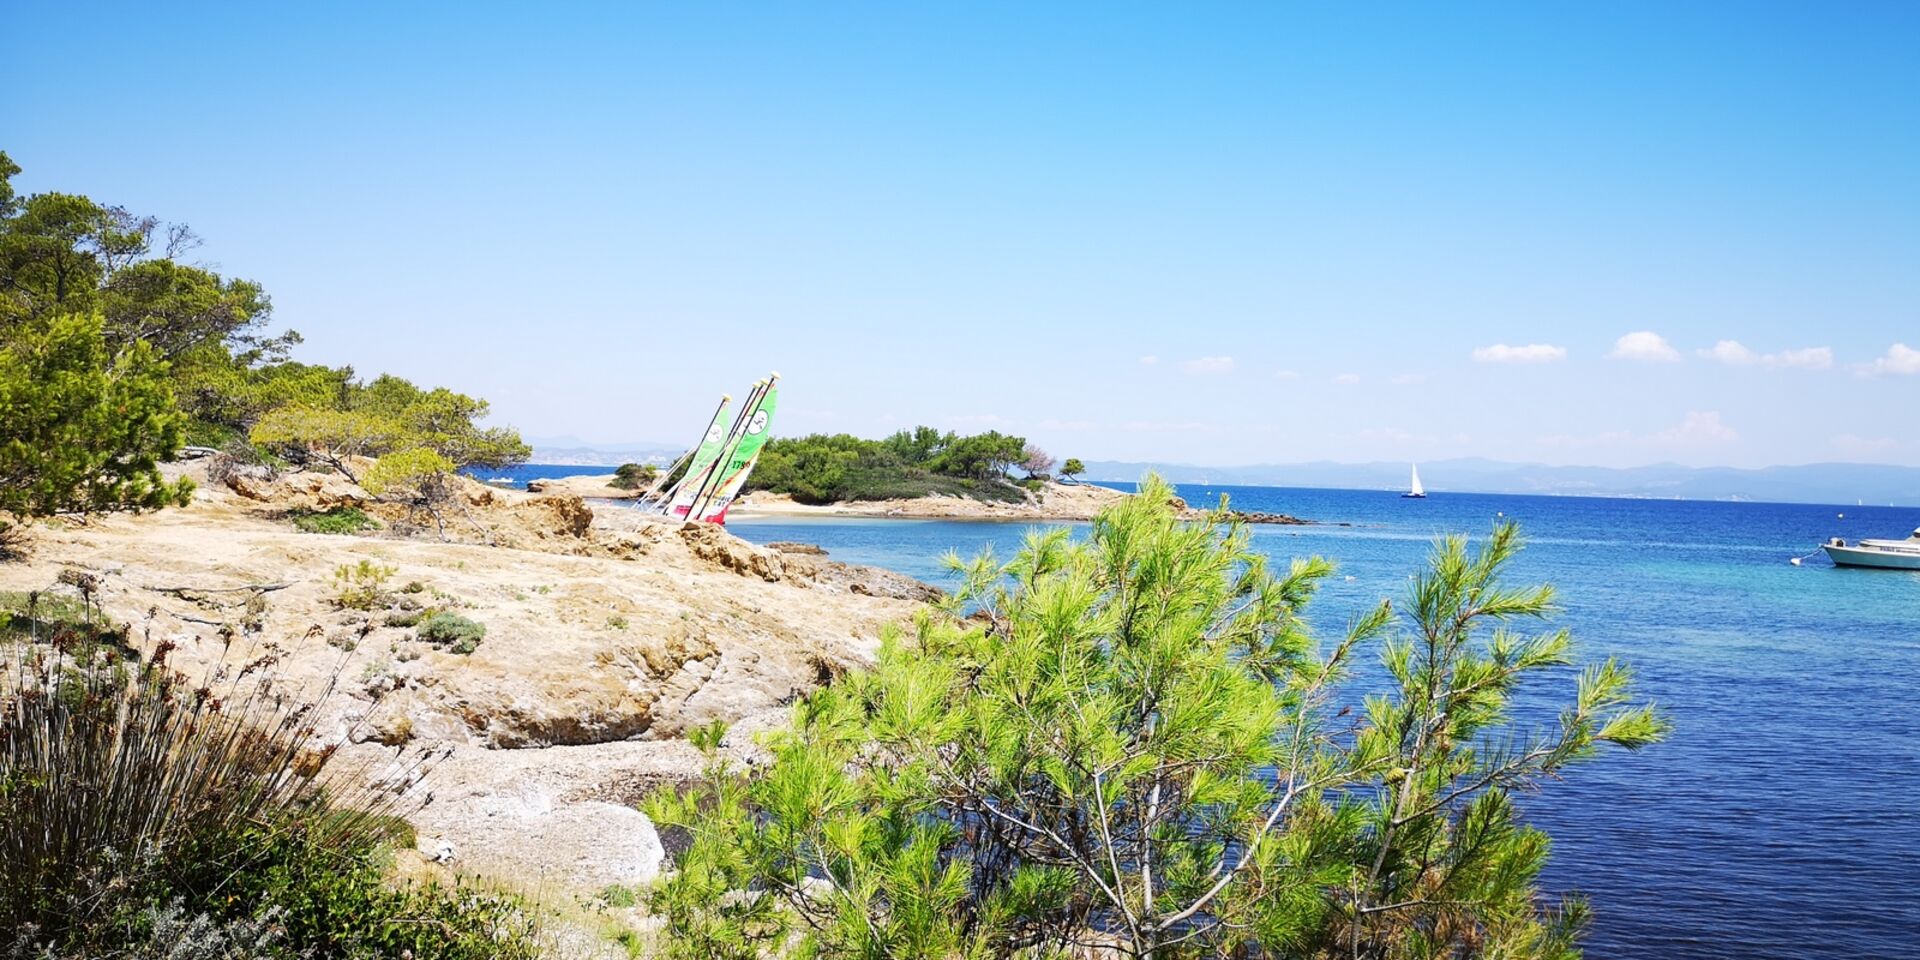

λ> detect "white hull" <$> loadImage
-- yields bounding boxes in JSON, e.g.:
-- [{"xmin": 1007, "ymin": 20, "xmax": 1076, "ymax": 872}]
[{"xmin": 1823, "ymin": 544, "xmax": 1920, "ymax": 570}]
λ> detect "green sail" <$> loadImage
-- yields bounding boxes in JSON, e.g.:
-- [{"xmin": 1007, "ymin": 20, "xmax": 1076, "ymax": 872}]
[
  {"xmin": 665, "ymin": 396, "xmax": 735, "ymax": 513},
  {"xmin": 694, "ymin": 385, "xmax": 777, "ymax": 521}
]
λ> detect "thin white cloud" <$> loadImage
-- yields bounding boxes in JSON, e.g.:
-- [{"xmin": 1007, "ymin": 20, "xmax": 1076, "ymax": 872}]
[
  {"xmin": 945, "ymin": 413, "xmax": 1006, "ymax": 427},
  {"xmin": 1472, "ymin": 343, "xmax": 1566, "ymax": 363},
  {"xmin": 1139, "ymin": 355, "xmax": 1160, "ymax": 366},
  {"xmin": 1610, "ymin": 331, "xmax": 1680, "ymax": 363},
  {"xmin": 1539, "ymin": 411, "xmax": 1735, "ymax": 451},
  {"xmin": 1181, "ymin": 356, "xmax": 1235, "ymax": 375},
  {"xmin": 1652, "ymin": 411, "xmax": 1736, "ymax": 446},
  {"xmin": 1698, "ymin": 340, "xmax": 1833, "ymax": 369},
  {"xmin": 1121, "ymin": 419, "xmax": 1225, "ymax": 433},
  {"xmin": 1332, "ymin": 373, "xmax": 1361, "ymax": 385},
  {"xmin": 1273, "ymin": 369, "xmax": 1300, "ymax": 380},
  {"xmin": 1832, "ymin": 434, "xmax": 1898, "ymax": 458},
  {"xmin": 1864, "ymin": 342, "xmax": 1920, "ymax": 376}
]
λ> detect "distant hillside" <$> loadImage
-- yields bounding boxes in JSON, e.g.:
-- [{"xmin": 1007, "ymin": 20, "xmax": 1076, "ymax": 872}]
[
  {"xmin": 1079, "ymin": 458, "xmax": 1920, "ymax": 507},
  {"xmin": 524, "ymin": 436, "xmax": 682, "ymax": 466}
]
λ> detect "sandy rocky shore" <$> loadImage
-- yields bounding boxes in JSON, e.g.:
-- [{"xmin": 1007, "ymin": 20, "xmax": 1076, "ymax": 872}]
[
  {"xmin": 530, "ymin": 472, "xmax": 1314, "ymax": 524},
  {"xmin": 1, "ymin": 460, "xmax": 941, "ymax": 946}
]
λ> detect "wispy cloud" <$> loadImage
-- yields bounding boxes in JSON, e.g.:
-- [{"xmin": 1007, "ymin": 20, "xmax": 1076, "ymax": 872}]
[
  {"xmin": 1863, "ymin": 342, "xmax": 1920, "ymax": 376},
  {"xmin": 1652, "ymin": 411, "xmax": 1736, "ymax": 446},
  {"xmin": 1609, "ymin": 331, "xmax": 1680, "ymax": 362},
  {"xmin": 1698, "ymin": 340, "xmax": 1832, "ymax": 369},
  {"xmin": 1332, "ymin": 373, "xmax": 1361, "ymax": 385},
  {"xmin": 1273, "ymin": 369, "xmax": 1300, "ymax": 380},
  {"xmin": 1122, "ymin": 419, "xmax": 1225, "ymax": 433},
  {"xmin": 1181, "ymin": 356, "xmax": 1235, "ymax": 375},
  {"xmin": 1538, "ymin": 411, "xmax": 1735, "ymax": 451},
  {"xmin": 1138, "ymin": 355, "xmax": 1160, "ymax": 366},
  {"xmin": 1832, "ymin": 433, "xmax": 1898, "ymax": 458},
  {"xmin": 1472, "ymin": 343, "xmax": 1566, "ymax": 363}
]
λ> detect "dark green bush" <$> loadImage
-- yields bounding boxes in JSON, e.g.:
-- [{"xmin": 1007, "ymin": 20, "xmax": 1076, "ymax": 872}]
[
  {"xmin": 417, "ymin": 611, "xmax": 486, "ymax": 653},
  {"xmin": 291, "ymin": 506, "xmax": 378, "ymax": 535},
  {"xmin": 748, "ymin": 427, "xmax": 1032, "ymax": 504},
  {"xmin": 611, "ymin": 462, "xmax": 658, "ymax": 490}
]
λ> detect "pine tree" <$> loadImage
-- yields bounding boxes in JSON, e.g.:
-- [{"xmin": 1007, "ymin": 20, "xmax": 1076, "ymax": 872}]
[
  {"xmin": 0, "ymin": 313, "xmax": 193, "ymax": 535},
  {"xmin": 646, "ymin": 475, "xmax": 1667, "ymax": 959}
]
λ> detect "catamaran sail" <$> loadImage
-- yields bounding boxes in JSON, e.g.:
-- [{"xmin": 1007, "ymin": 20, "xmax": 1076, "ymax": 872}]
[
  {"xmin": 1403, "ymin": 464, "xmax": 1426, "ymax": 499},
  {"xmin": 638, "ymin": 394, "xmax": 730, "ymax": 509},
  {"xmin": 692, "ymin": 380, "xmax": 779, "ymax": 523},
  {"xmin": 656, "ymin": 392, "xmax": 743, "ymax": 515},
  {"xmin": 671, "ymin": 376, "xmax": 774, "ymax": 518}
]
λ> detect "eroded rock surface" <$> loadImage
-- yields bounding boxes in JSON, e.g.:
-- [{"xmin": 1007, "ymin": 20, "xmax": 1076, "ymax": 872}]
[{"xmin": 2, "ymin": 461, "xmax": 933, "ymax": 895}]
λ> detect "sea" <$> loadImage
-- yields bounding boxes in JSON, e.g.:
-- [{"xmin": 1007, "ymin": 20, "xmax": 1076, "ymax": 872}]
[{"xmin": 483, "ymin": 466, "xmax": 1920, "ymax": 959}]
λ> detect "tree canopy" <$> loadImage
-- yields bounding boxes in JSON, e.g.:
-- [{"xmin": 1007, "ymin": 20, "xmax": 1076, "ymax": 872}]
[
  {"xmin": 749, "ymin": 427, "xmax": 1037, "ymax": 504},
  {"xmin": 0, "ymin": 150, "xmax": 528, "ymax": 504}
]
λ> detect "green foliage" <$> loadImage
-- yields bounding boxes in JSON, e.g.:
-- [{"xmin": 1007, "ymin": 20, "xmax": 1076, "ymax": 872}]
[
  {"xmin": 250, "ymin": 383, "xmax": 524, "ymax": 482},
  {"xmin": 330, "ymin": 560, "xmax": 397, "ymax": 610},
  {"xmin": 646, "ymin": 475, "xmax": 1668, "ymax": 959},
  {"xmin": 417, "ymin": 611, "xmax": 486, "ymax": 654},
  {"xmin": 0, "ymin": 312, "xmax": 194, "ymax": 522},
  {"xmin": 748, "ymin": 427, "xmax": 1033, "ymax": 504},
  {"xmin": 360, "ymin": 447, "xmax": 457, "ymax": 496},
  {"xmin": 0, "ymin": 628, "xmax": 540, "ymax": 958},
  {"xmin": 611, "ymin": 462, "xmax": 659, "ymax": 490},
  {"xmin": 0, "ymin": 152, "xmax": 526, "ymax": 468},
  {"xmin": 291, "ymin": 506, "xmax": 378, "ymax": 535},
  {"xmin": 1060, "ymin": 457, "xmax": 1085, "ymax": 480}
]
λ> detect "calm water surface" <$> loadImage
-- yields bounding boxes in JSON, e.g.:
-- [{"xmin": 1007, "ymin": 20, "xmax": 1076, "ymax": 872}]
[{"xmin": 718, "ymin": 483, "xmax": 1920, "ymax": 960}]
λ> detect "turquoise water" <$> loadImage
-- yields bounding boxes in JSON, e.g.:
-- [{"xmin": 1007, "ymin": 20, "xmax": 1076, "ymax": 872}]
[{"xmin": 721, "ymin": 483, "xmax": 1920, "ymax": 960}]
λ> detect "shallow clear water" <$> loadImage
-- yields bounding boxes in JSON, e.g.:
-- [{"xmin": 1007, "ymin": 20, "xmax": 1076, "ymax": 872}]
[{"xmin": 719, "ymin": 482, "xmax": 1920, "ymax": 960}]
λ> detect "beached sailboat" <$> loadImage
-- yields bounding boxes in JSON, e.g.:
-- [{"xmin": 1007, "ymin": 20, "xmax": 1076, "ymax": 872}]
[
  {"xmin": 1821, "ymin": 528, "xmax": 1920, "ymax": 570},
  {"xmin": 1402, "ymin": 464, "xmax": 1426, "ymax": 499}
]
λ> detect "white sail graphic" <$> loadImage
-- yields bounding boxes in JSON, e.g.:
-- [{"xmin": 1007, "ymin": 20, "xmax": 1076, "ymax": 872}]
[{"xmin": 1404, "ymin": 464, "xmax": 1426, "ymax": 498}]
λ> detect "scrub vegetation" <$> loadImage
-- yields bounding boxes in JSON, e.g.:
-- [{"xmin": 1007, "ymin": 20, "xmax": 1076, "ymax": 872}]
[{"xmin": 0, "ymin": 598, "xmax": 542, "ymax": 959}]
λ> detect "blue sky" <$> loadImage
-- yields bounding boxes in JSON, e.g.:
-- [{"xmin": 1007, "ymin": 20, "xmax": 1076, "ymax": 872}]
[{"xmin": 7, "ymin": 2, "xmax": 1917, "ymax": 468}]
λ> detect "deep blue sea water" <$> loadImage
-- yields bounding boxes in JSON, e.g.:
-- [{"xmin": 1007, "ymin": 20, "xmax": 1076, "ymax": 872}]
[
  {"xmin": 722, "ymin": 482, "xmax": 1920, "ymax": 960},
  {"xmin": 491, "ymin": 466, "xmax": 1920, "ymax": 958}
]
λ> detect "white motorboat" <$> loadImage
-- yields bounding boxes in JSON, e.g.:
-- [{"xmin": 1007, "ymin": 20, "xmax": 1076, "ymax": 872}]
[{"xmin": 1821, "ymin": 528, "xmax": 1920, "ymax": 570}]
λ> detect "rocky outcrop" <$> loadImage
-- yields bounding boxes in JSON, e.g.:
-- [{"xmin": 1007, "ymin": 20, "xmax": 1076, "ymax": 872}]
[
  {"xmin": 525, "ymin": 474, "xmax": 644, "ymax": 500},
  {"xmin": 3, "ymin": 462, "xmax": 934, "ymax": 896}
]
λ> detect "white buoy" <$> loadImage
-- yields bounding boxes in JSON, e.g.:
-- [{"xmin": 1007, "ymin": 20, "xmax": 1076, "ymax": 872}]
[{"xmin": 1789, "ymin": 557, "xmax": 1802, "ymax": 566}]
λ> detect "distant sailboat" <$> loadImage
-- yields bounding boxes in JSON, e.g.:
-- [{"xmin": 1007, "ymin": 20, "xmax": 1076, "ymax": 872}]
[{"xmin": 1402, "ymin": 464, "xmax": 1427, "ymax": 499}]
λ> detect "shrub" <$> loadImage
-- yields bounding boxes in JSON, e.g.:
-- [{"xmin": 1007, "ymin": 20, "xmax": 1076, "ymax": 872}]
[
  {"xmin": 417, "ymin": 611, "xmax": 486, "ymax": 654},
  {"xmin": 291, "ymin": 506, "xmax": 378, "ymax": 535},
  {"xmin": 0, "ymin": 610, "xmax": 541, "ymax": 957},
  {"xmin": 645, "ymin": 475, "xmax": 1668, "ymax": 958},
  {"xmin": 330, "ymin": 559, "xmax": 397, "ymax": 610},
  {"xmin": 611, "ymin": 462, "xmax": 658, "ymax": 490}
]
